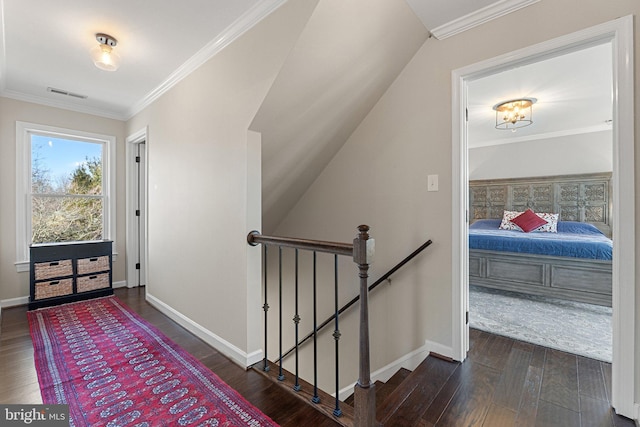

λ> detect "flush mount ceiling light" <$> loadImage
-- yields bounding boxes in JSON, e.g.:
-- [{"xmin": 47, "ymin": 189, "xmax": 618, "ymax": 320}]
[
  {"xmin": 90, "ymin": 33, "xmax": 121, "ymax": 71},
  {"xmin": 492, "ymin": 97, "xmax": 537, "ymax": 131}
]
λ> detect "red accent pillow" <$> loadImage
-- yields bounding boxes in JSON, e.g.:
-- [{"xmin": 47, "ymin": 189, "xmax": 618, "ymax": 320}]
[{"xmin": 510, "ymin": 209, "xmax": 548, "ymax": 233}]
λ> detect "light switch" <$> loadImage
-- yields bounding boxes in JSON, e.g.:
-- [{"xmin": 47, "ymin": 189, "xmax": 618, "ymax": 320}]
[{"xmin": 428, "ymin": 174, "xmax": 439, "ymax": 192}]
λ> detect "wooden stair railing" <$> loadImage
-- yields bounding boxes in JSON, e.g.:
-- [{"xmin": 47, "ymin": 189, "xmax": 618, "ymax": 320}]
[
  {"xmin": 248, "ymin": 225, "xmax": 376, "ymax": 427},
  {"xmin": 279, "ymin": 239, "xmax": 433, "ymax": 362}
]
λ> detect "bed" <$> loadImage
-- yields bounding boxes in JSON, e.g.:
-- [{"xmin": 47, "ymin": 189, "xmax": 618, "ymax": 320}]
[{"xmin": 468, "ymin": 173, "xmax": 613, "ymax": 306}]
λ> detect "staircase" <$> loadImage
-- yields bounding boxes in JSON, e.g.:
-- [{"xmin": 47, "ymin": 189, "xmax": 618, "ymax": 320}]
[
  {"xmin": 248, "ymin": 229, "xmax": 437, "ymax": 426},
  {"xmin": 253, "ymin": 352, "xmax": 459, "ymax": 426}
]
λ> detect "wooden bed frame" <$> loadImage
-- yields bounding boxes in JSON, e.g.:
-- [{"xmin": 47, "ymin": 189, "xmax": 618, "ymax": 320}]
[{"xmin": 469, "ymin": 173, "xmax": 612, "ymax": 307}]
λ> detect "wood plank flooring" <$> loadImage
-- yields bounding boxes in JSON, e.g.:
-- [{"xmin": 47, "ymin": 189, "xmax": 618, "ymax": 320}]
[
  {"xmin": 0, "ymin": 288, "xmax": 339, "ymax": 427},
  {"xmin": 419, "ymin": 329, "xmax": 635, "ymax": 427},
  {"xmin": 0, "ymin": 287, "xmax": 636, "ymax": 426}
]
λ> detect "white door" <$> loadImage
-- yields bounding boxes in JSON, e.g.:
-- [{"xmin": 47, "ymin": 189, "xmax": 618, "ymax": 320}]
[{"xmin": 126, "ymin": 130, "xmax": 148, "ymax": 288}]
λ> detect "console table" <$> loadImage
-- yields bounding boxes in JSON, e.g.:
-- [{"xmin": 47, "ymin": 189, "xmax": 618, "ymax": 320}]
[{"xmin": 29, "ymin": 240, "xmax": 113, "ymax": 310}]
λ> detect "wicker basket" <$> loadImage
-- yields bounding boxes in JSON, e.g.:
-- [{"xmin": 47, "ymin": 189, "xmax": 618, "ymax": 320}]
[
  {"xmin": 77, "ymin": 256, "xmax": 110, "ymax": 275},
  {"xmin": 34, "ymin": 278, "xmax": 73, "ymax": 300},
  {"xmin": 77, "ymin": 273, "xmax": 110, "ymax": 293},
  {"xmin": 34, "ymin": 260, "xmax": 73, "ymax": 281}
]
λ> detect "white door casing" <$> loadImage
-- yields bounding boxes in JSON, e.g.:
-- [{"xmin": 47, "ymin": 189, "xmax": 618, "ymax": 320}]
[{"xmin": 451, "ymin": 16, "xmax": 635, "ymax": 418}]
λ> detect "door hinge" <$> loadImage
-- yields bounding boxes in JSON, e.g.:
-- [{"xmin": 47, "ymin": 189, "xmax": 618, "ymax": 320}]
[
  {"xmin": 136, "ymin": 263, "xmax": 141, "ymax": 270},
  {"xmin": 135, "ymin": 156, "xmax": 141, "ymax": 163},
  {"xmin": 135, "ymin": 209, "xmax": 140, "ymax": 216},
  {"xmin": 466, "ymin": 311, "xmax": 469, "ymax": 325},
  {"xmin": 465, "ymin": 108, "xmax": 469, "ymax": 122}
]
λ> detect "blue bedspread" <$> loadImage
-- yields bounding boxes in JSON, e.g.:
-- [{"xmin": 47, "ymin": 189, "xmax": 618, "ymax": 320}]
[{"xmin": 469, "ymin": 219, "xmax": 612, "ymax": 260}]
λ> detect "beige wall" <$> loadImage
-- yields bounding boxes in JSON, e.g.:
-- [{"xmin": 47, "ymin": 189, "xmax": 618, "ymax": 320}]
[
  {"xmin": 0, "ymin": 97, "xmax": 126, "ymax": 303},
  {"xmin": 125, "ymin": 0, "xmax": 317, "ymax": 361},
  {"xmin": 469, "ymin": 130, "xmax": 613, "ymax": 180},
  {"xmin": 274, "ymin": 0, "xmax": 640, "ymax": 405}
]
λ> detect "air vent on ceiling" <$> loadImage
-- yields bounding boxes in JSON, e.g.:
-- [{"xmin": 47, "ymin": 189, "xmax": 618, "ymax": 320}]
[{"xmin": 47, "ymin": 87, "xmax": 88, "ymax": 99}]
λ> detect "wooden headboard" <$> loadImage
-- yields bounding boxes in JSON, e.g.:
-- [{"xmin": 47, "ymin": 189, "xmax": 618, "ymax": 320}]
[{"xmin": 469, "ymin": 172, "xmax": 612, "ymax": 237}]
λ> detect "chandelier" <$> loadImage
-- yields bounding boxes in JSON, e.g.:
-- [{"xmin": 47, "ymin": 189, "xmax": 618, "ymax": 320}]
[{"xmin": 492, "ymin": 98, "xmax": 537, "ymax": 130}]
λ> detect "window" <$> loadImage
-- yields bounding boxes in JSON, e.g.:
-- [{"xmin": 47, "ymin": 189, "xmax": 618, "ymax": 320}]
[{"xmin": 16, "ymin": 122, "xmax": 116, "ymax": 271}]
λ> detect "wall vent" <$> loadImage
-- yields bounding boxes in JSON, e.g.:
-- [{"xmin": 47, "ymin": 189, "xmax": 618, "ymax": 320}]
[{"xmin": 47, "ymin": 87, "xmax": 88, "ymax": 99}]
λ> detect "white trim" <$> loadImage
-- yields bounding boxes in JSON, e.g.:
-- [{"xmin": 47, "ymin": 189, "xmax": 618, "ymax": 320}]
[
  {"xmin": 15, "ymin": 261, "xmax": 28, "ymax": 273},
  {"xmin": 1, "ymin": 296, "xmax": 29, "ymax": 308},
  {"xmin": 609, "ymin": 15, "xmax": 635, "ymax": 419},
  {"xmin": 124, "ymin": 0, "xmax": 287, "ymax": 119},
  {"xmin": 125, "ymin": 127, "xmax": 148, "ymax": 289},
  {"xmin": 431, "ymin": 0, "xmax": 540, "ymax": 40},
  {"xmin": 145, "ymin": 292, "xmax": 262, "ymax": 368},
  {"xmin": 451, "ymin": 61, "xmax": 470, "ymax": 361},
  {"xmin": 470, "ymin": 124, "xmax": 612, "ymax": 149},
  {"xmin": 112, "ymin": 280, "xmax": 127, "ymax": 289},
  {"xmin": 336, "ymin": 339, "xmax": 453, "ymax": 401},
  {"xmin": 452, "ymin": 15, "xmax": 635, "ymax": 419},
  {"xmin": 15, "ymin": 121, "xmax": 117, "ymax": 270}
]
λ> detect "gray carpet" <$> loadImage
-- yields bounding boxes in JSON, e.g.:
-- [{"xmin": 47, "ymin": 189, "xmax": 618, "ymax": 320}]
[{"xmin": 469, "ymin": 285, "xmax": 612, "ymax": 362}]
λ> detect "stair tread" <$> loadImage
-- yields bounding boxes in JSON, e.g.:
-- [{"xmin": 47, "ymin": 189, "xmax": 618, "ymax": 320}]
[
  {"xmin": 375, "ymin": 368, "xmax": 412, "ymax": 407},
  {"xmin": 252, "ymin": 360, "xmax": 354, "ymax": 427},
  {"xmin": 344, "ymin": 367, "xmax": 412, "ymax": 408},
  {"xmin": 378, "ymin": 354, "xmax": 459, "ymax": 425},
  {"xmin": 344, "ymin": 380, "xmax": 384, "ymax": 406}
]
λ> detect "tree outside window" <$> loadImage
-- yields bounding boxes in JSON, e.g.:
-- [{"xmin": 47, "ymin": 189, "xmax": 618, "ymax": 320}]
[{"xmin": 30, "ymin": 135, "xmax": 105, "ymax": 244}]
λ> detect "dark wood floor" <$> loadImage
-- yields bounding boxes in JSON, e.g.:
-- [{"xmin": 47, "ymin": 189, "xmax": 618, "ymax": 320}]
[
  {"xmin": 0, "ymin": 287, "xmax": 635, "ymax": 427},
  {"xmin": 422, "ymin": 329, "xmax": 636, "ymax": 427}
]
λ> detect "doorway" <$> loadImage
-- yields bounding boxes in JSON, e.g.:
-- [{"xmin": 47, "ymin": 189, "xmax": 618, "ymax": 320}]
[
  {"xmin": 126, "ymin": 128, "xmax": 148, "ymax": 288},
  {"xmin": 467, "ymin": 42, "xmax": 613, "ymax": 361},
  {"xmin": 451, "ymin": 16, "xmax": 635, "ymax": 418}
]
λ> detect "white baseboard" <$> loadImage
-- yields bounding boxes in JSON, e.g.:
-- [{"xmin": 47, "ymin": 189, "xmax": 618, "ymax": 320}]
[
  {"xmin": 337, "ymin": 339, "xmax": 453, "ymax": 400},
  {"xmin": 112, "ymin": 280, "xmax": 127, "ymax": 289},
  {"xmin": 145, "ymin": 292, "xmax": 262, "ymax": 368},
  {"xmin": 1, "ymin": 296, "xmax": 29, "ymax": 308},
  {"xmin": 635, "ymin": 403, "xmax": 640, "ymax": 426}
]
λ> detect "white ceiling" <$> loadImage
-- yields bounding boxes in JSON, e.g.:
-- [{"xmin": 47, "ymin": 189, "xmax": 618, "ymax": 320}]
[
  {"xmin": 0, "ymin": 0, "xmax": 287, "ymax": 119},
  {"xmin": 0, "ymin": 0, "xmax": 540, "ymax": 121},
  {"xmin": 467, "ymin": 43, "xmax": 613, "ymax": 148}
]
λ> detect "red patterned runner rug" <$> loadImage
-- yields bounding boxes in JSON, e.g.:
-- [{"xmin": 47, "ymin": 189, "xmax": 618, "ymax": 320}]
[{"xmin": 28, "ymin": 296, "xmax": 279, "ymax": 427}]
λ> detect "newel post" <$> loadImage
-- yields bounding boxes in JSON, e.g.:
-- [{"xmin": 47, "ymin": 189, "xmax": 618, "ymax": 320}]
[{"xmin": 352, "ymin": 225, "xmax": 377, "ymax": 427}]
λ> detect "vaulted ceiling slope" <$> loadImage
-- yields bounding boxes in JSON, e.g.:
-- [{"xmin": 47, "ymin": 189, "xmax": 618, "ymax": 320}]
[{"xmin": 250, "ymin": 0, "xmax": 430, "ymax": 233}]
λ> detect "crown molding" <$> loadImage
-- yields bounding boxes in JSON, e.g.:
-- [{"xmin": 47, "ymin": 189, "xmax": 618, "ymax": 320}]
[
  {"xmin": 0, "ymin": 90, "xmax": 127, "ymax": 120},
  {"xmin": 431, "ymin": 0, "xmax": 540, "ymax": 40},
  {"xmin": 469, "ymin": 123, "xmax": 612, "ymax": 149},
  {"xmin": 125, "ymin": 0, "xmax": 287, "ymax": 119}
]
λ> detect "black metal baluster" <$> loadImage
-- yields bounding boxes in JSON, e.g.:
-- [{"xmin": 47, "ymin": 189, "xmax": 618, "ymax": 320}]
[
  {"xmin": 312, "ymin": 251, "xmax": 320, "ymax": 404},
  {"xmin": 278, "ymin": 246, "xmax": 284, "ymax": 381},
  {"xmin": 262, "ymin": 245, "xmax": 269, "ymax": 372},
  {"xmin": 293, "ymin": 249, "xmax": 301, "ymax": 392},
  {"xmin": 333, "ymin": 254, "xmax": 342, "ymax": 417}
]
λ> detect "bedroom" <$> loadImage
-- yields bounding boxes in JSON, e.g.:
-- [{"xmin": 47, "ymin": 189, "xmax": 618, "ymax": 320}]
[{"xmin": 465, "ymin": 42, "xmax": 613, "ymax": 360}]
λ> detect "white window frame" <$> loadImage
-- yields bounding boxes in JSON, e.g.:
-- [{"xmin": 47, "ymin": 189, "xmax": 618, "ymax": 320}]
[{"xmin": 15, "ymin": 121, "xmax": 116, "ymax": 272}]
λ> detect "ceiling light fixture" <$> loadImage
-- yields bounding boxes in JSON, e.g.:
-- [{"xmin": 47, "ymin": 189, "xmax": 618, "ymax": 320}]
[
  {"xmin": 492, "ymin": 98, "xmax": 537, "ymax": 131},
  {"xmin": 90, "ymin": 33, "xmax": 121, "ymax": 71}
]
